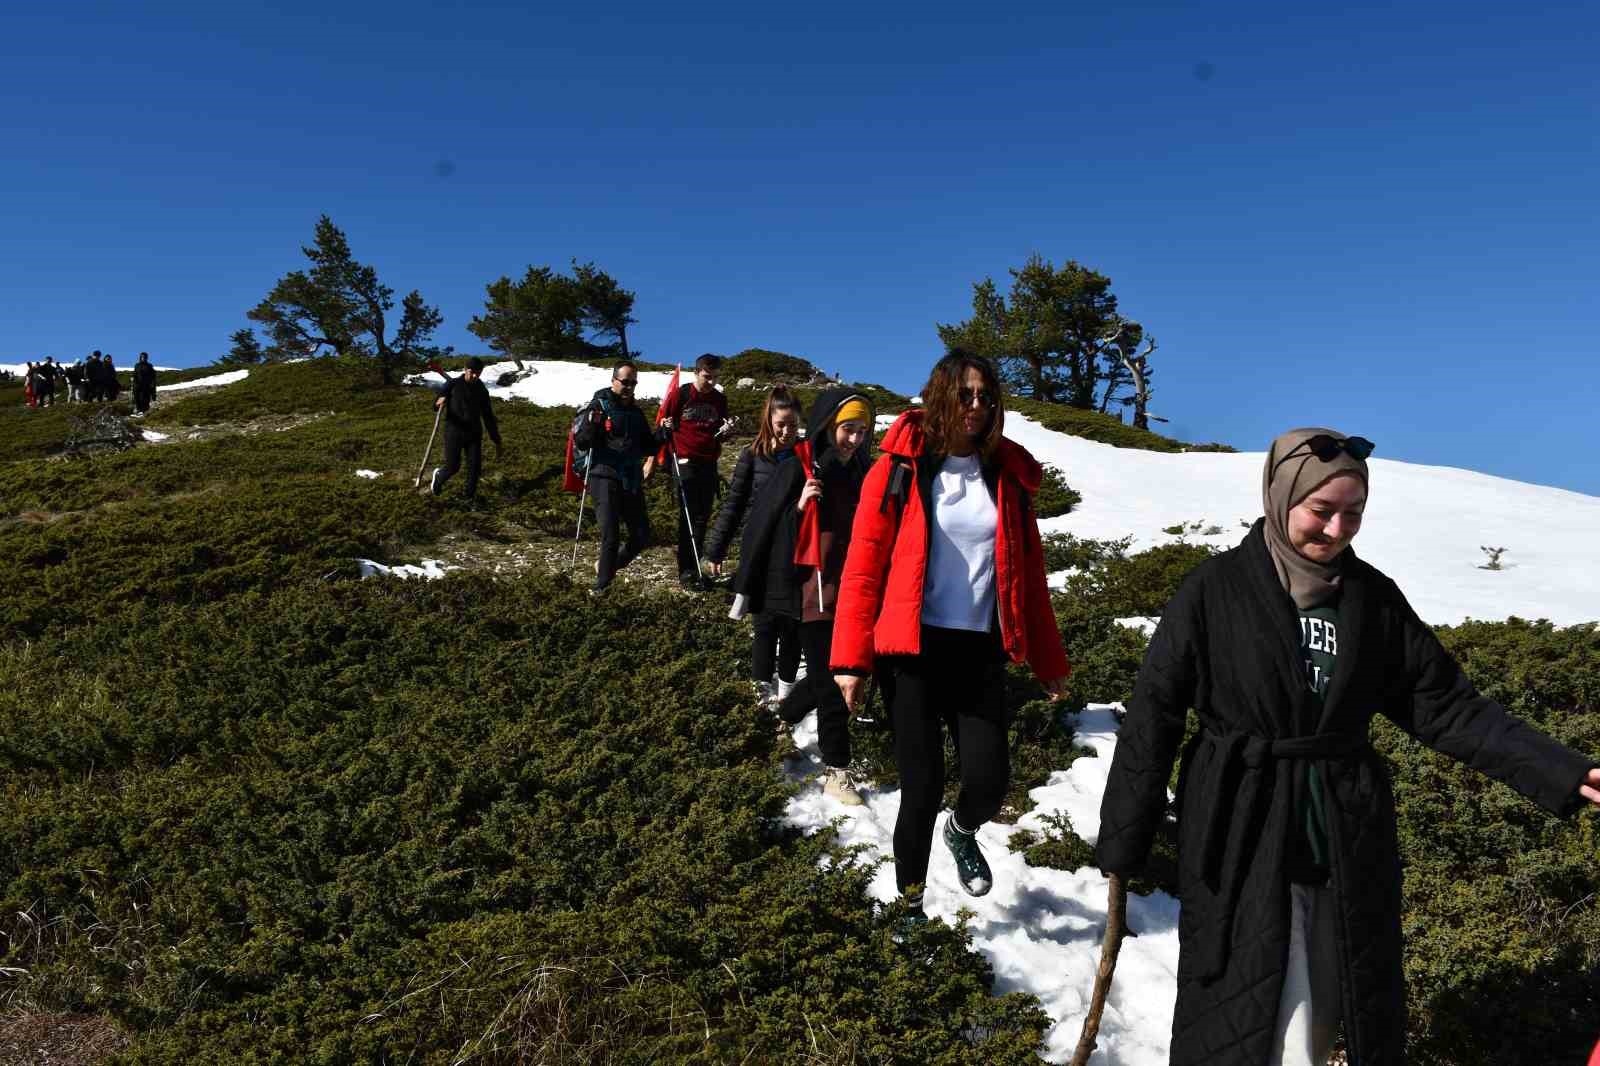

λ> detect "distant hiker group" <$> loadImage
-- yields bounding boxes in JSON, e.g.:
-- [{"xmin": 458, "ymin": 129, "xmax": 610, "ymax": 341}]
[
  {"xmin": 413, "ymin": 349, "xmax": 1600, "ymax": 1066},
  {"xmin": 16, "ymin": 350, "xmax": 158, "ymax": 413}
]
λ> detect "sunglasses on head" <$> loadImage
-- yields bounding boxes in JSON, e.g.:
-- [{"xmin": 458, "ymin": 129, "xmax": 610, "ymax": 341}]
[
  {"xmin": 958, "ymin": 387, "xmax": 996, "ymax": 409},
  {"xmin": 1272, "ymin": 434, "xmax": 1376, "ymax": 477}
]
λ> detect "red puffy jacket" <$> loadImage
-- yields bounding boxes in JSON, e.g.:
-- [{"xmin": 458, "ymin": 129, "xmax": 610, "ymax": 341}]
[{"xmin": 830, "ymin": 409, "xmax": 1070, "ymax": 682}]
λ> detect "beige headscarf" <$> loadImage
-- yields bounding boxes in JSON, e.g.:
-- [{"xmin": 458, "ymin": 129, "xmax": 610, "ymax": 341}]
[{"xmin": 1262, "ymin": 428, "xmax": 1370, "ymax": 609}]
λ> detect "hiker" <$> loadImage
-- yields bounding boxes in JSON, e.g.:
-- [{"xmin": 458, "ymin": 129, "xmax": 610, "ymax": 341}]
[
  {"xmin": 132, "ymin": 352, "xmax": 157, "ymax": 415},
  {"xmin": 1095, "ymin": 428, "xmax": 1600, "ymax": 1066},
  {"xmin": 830, "ymin": 351, "xmax": 1070, "ymax": 922},
  {"xmin": 36, "ymin": 358, "xmax": 57, "ymax": 407},
  {"xmin": 429, "ymin": 358, "xmax": 503, "ymax": 504},
  {"xmin": 658, "ymin": 353, "xmax": 730, "ymax": 589},
  {"xmin": 102, "ymin": 354, "xmax": 121, "ymax": 402},
  {"xmin": 731, "ymin": 387, "xmax": 875, "ymax": 802},
  {"xmin": 23, "ymin": 362, "xmax": 37, "ymax": 408},
  {"xmin": 573, "ymin": 361, "xmax": 673, "ymax": 591},
  {"xmin": 65, "ymin": 359, "xmax": 84, "ymax": 404},
  {"xmin": 708, "ymin": 385, "xmax": 803, "ymax": 704},
  {"xmin": 87, "ymin": 351, "xmax": 105, "ymax": 402}
]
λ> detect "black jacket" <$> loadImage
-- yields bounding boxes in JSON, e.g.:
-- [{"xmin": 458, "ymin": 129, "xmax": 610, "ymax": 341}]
[
  {"xmin": 730, "ymin": 388, "xmax": 870, "ymax": 621},
  {"xmin": 439, "ymin": 377, "xmax": 501, "ymax": 445},
  {"xmin": 705, "ymin": 445, "xmax": 790, "ymax": 564},
  {"xmin": 133, "ymin": 361, "xmax": 157, "ymax": 392},
  {"xmin": 572, "ymin": 387, "xmax": 666, "ymax": 490},
  {"xmin": 1097, "ymin": 521, "xmax": 1595, "ymax": 1066}
]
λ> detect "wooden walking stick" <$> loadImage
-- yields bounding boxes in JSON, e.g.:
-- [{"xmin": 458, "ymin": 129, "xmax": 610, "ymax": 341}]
[
  {"xmin": 413, "ymin": 363, "xmax": 452, "ymax": 489},
  {"xmin": 1070, "ymin": 873, "xmax": 1129, "ymax": 1066}
]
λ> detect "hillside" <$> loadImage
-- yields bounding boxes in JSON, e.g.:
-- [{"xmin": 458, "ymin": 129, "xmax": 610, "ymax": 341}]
[{"xmin": 1, "ymin": 359, "xmax": 1596, "ymax": 1065}]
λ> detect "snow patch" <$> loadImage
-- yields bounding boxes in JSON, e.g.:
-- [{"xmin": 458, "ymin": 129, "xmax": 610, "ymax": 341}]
[
  {"xmin": 782, "ymin": 697, "xmax": 1178, "ymax": 1064},
  {"xmin": 160, "ymin": 369, "xmax": 250, "ymax": 392},
  {"xmin": 354, "ymin": 469, "xmax": 381, "ymax": 480},
  {"xmin": 141, "ymin": 429, "xmax": 169, "ymax": 442},
  {"xmin": 355, "ymin": 558, "xmax": 454, "ymax": 580},
  {"xmin": 1115, "ymin": 616, "xmax": 1160, "ymax": 637}
]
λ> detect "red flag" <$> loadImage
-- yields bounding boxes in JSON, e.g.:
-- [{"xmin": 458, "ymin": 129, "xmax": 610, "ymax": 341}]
[
  {"xmin": 562, "ymin": 430, "xmax": 587, "ymax": 494},
  {"xmin": 24, "ymin": 377, "xmax": 35, "ymax": 409},
  {"xmin": 654, "ymin": 363, "xmax": 682, "ymax": 466},
  {"xmin": 791, "ymin": 439, "xmax": 821, "ymax": 569}
]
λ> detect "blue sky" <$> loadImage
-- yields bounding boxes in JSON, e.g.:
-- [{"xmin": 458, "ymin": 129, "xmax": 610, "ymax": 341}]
[{"xmin": 4, "ymin": 1, "xmax": 1598, "ymax": 494}]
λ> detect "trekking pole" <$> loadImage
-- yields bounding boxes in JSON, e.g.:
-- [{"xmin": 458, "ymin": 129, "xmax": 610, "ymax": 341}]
[
  {"xmin": 570, "ymin": 466, "xmax": 591, "ymax": 567},
  {"xmin": 668, "ymin": 441, "xmax": 704, "ymax": 577},
  {"xmin": 1070, "ymin": 873, "xmax": 1129, "ymax": 1066}
]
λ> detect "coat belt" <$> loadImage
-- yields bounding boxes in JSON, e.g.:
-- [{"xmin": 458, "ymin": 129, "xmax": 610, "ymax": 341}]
[{"xmin": 1191, "ymin": 727, "xmax": 1371, "ymax": 980}]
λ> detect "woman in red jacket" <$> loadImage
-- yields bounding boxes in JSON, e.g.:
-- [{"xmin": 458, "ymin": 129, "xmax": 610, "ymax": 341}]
[{"xmin": 832, "ymin": 351, "xmax": 1069, "ymax": 923}]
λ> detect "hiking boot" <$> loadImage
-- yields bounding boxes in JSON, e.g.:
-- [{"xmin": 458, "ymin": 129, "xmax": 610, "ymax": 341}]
[
  {"xmin": 678, "ymin": 570, "xmax": 706, "ymax": 590},
  {"xmin": 429, "ymin": 467, "xmax": 443, "ymax": 496},
  {"xmin": 942, "ymin": 814, "xmax": 993, "ymax": 896},
  {"xmin": 823, "ymin": 768, "xmax": 864, "ymax": 807}
]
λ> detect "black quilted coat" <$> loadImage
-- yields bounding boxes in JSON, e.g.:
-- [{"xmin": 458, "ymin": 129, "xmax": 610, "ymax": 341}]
[
  {"xmin": 705, "ymin": 445, "xmax": 787, "ymax": 565},
  {"xmin": 1097, "ymin": 521, "xmax": 1595, "ymax": 1065}
]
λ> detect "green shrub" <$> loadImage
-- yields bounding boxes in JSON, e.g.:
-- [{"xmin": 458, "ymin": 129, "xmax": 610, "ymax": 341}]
[
  {"xmin": 720, "ymin": 348, "xmax": 815, "ymax": 382},
  {"xmin": 0, "ymin": 575, "xmax": 1051, "ymax": 1062},
  {"xmin": 1033, "ymin": 465, "xmax": 1081, "ymax": 519}
]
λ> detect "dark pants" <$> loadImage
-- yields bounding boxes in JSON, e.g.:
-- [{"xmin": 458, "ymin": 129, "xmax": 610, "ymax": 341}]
[
  {"xmin": 134, "ymin": 388, "xmax": 154, "ymax": 414},
  {"xmin": 591, "ymin": 474, "xmax": 650, "ymax": 590},
  {"xmin": 779, "ymin": 619, "xmax": 851, "ymax": 768},
  {"xmin": 673, "ymin": 458, "xmax": 718, "ymax": 577},
  {"xmin": 888, "ymin": 626, "xmax": 1010, "ymax": 895},
  {"xmin": 753, "ymin": 612, "xmax": 801, "ymax": 684},
  {"xmin": 437, "ymin": 433, "xmax": 483, "ymax": 498}
]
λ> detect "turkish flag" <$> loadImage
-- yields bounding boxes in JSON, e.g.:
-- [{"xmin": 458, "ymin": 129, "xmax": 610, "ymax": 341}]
[{"xmin": 561, "ymin": 431, "xmax": 587, "ymax": 494}]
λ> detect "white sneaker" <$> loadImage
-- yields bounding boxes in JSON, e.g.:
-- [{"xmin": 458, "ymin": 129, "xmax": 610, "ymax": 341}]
[
  {"xmin": 823, "ymin": 768, "xmax": 864, "ymax": 806},
  {"xmin": 775, "ymin": 678, "xmax": 795, "ymax": 703},
  {"xmin": 430, "ymin": 467, "xmax": 443, "ymax": 496}
]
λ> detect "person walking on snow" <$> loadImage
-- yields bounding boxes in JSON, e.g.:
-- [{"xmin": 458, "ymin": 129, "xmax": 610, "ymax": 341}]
[
  {"xmin": 573, "ymin": 361, "xmax": 674, "ymax": 592},
  {"xmin": 658, "ymin": 353, "xmax": 731, "ymax": 589},
  {"xmin": 708, "ymin": 385, "xmax": 803, "ymax": 705},
  {"xmin": 429, "ymin": 357, "xmax": 503, "ymax": 504},
  {"xmin": 1096, "ymin": 427, "xmax": 1600, "ymax": 1066},
  {"xmin": 132, "ymin": 352, "xmax": 157, "ymax": 415},
  {"xmin": 830, "ymin": 351, "xmax": 1070, "ymax": 924}
]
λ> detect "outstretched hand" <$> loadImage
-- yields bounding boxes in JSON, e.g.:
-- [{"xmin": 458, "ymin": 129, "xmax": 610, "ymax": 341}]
[{"xmin": 1580, "ymin": 767, "xmax": 1600, "ymax": 808}]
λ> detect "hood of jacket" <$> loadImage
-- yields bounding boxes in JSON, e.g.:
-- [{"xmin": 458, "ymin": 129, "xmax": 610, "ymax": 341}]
[
  {"xmin": 804, "ymin": 386, "xmax": 874, "ymax": 472},
  {"xmin": 878, "ymin": 408, "xmax": 1043, "ymax": 493}
]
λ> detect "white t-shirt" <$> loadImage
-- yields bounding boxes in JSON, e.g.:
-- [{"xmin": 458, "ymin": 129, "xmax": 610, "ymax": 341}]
[{"xmin": 921, "ymin": 453, "xmax": 999, "ymax": 632}]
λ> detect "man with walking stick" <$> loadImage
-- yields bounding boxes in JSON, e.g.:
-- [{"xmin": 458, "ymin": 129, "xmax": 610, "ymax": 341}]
[
  {"xmin": 573, "ymin": 361, "xmax": 671, "ymax": 592},
  {"xmin": 428, "ymin": 357, "xmax": 503, "ymax": 507},
  {"xmin": 655, "ymin": 353, "xmax": 730, "ymax": 590}
]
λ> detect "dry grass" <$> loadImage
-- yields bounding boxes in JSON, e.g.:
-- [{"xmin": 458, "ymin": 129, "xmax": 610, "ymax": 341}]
[{"xmin": 0, "ymin": 1012, "xmax": 129, "ymax": 1066}]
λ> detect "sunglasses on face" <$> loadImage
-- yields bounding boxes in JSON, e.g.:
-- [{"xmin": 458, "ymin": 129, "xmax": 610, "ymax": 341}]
[
  {"xmin": 1272, "ymin": 434, "xmax": 1376, "ymax": 477},
  {"xmin": 958, "ymin": 387, "xmax": 996, "ymax": 409},
  {"xmin": 614, "ymin": 377, "xmax": 638, "ymax": 388}
]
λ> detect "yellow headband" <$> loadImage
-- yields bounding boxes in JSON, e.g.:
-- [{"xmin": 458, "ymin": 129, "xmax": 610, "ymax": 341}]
[{"xmin": 834, "ymin": 398, "xmax": 872, "ymax": 427}]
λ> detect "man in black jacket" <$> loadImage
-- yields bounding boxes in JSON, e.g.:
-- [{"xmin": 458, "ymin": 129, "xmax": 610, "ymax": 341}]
[
  {"xmin": 132, "ymin": 353, "xmax": 157, "ymax": 415},
  {"xmin": 430, "ymin": 358, "xmax": 503, "ymax": 503},
  {"xmin": 574, "ymin": 361, "xmax": 673, "ymax": 591}
]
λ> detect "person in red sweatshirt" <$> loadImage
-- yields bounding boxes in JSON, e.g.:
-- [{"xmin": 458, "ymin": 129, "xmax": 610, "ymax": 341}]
[
  {"xmin": 831, "ymin": 350, "xmax": 1069, "ymax": 925},
  {"xmin": 662, "ymin": 353, "xmax": 731, "ymax": 588}
]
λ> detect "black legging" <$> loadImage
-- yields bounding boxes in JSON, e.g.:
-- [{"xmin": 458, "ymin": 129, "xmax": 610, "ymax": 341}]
[
  {"xmin": 752, "ymin": 612, "xmax": 801, "ymax": 685},
  {"xmin": 888, "ymin": 625, "xmax": 1010, "ymax": 895},
  {"xmin": 778, "ymin": 619, "xmax": 851, "ymax": 769}
]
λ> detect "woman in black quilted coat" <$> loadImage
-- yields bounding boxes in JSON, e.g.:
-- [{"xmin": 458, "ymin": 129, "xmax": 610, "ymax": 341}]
[
  {"xmin": 709, "ymin": 385, "xmax": 803, "ymax": 702},
  {"xmin": 1097, "ymin": 428, "xmax": 1600, "ymax": 1066}
]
